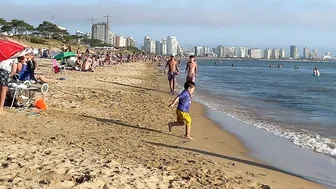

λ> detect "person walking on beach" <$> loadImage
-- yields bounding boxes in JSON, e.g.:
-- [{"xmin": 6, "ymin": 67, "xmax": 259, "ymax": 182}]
[
  {"xmin": 185, "ymin": 55, "xmax": 198, "ymax": 82},
  {"xmin": 168, "ymin": 81, "xmax": 196, "ymax": 140},
  {"xmin": 164, "ymin": 55, "xmax": 179, "ymax": 94}
]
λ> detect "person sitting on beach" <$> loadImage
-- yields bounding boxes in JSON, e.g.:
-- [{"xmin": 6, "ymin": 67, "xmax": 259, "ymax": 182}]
[
  {"xmin": 82, "ymin": 56, "xmax": 94, "ymax": 72},
  {"xmin": 164, "ymin": 54, "xmax": 179, "ymax": 94},
  {"xmin": 185, "ymin": 55, "xmax": 198, "ymax": 82},
  {"xmin": 17, "ymin": 56, "xmax": 55, "ymax": 84},
  {"xmin": 168, "ymin": 81, "xmax": 196, "ymax": 140}
]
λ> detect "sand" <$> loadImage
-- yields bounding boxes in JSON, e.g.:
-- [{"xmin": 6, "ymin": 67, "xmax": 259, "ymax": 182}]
[{"xmin": 0, "ymin": 59, "xmax": 326, "ymax": 189}]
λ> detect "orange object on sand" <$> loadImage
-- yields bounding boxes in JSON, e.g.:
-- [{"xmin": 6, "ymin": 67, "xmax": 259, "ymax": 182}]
[{"xmin": 35, "ymin": 98, "xmax": 47, "ymax": 110}]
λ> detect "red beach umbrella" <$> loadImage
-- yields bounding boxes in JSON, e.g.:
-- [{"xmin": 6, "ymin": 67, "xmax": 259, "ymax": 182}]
[{"xmin": 0, "ymin": 39, "xmax": 25, "ymax": 61}]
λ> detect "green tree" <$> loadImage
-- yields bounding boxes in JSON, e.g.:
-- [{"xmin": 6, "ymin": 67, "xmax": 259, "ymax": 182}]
[
  {"xmin": 8, "ymin": 19, "xmax": 34, "ymax": 35},
  {"xmin": 1, "ymin": 24, "xmax": 12, "ymax": 34},
  {"xmin": 36, "ymin": 21, "xmax": 58, "ymax": 38},
  {"xmin": 0, "ymin": 18, "xmax": 6, "ymax": 26}
]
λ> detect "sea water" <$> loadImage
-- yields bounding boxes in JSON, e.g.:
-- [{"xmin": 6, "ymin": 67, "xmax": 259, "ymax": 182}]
[
  {"xmin": 176, "ymin": 59, "xmax": 336, "ymax": 188},
  {"xmin": 183, "ymin": 60, "xmax": 336, "ymax": 157}
]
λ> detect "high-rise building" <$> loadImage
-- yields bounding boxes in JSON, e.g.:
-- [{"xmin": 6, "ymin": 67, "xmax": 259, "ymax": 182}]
[
  {"xmin": 237, "ymin": 47, "xmax": 248, "ymax": 58},
  {"xmin": 264, "ymin": 48, "xmax": 271, "ymax": 59},
  {"xmin": 272, "ymin": 48, "xmax": 280, "ymax": 59},
  {"xmin": 303, "ymin": 47, "xmax": 309, "ymax": 59},
  {"xmin": 279, "ymin": 49, "xmax": 285, "ymax": 59},
  {"xmin": 149, "ymin": 40, "xmax": 156, "ymax": 54},
  {"xmin": 216, "ymin": 45, "xmax": 224, "ymax": 57},
  {"xmin": 92, "ymin": 23, "xmax": 109, "ymax": 44},
  {"xmin": 203, "ymin": 46, "xmax": 210, "ymax": 55},
  {"xmin": 156, "ymin": 41, "xmax": 162, "ymax": 55},
  {"xmin": 108, "ymin": 31, "xmax": 115, "ymax": 46},
  {"xmin": 167, "ymin": 36, "xmax": 178, "ymax": 55},
  {"xmin": 161, "ymin": 38, "xmax": 167, "ymax": 55},
  {"xmin": 248, "ymin": 48, "xmax": 263, "ymax": 59},
  {"xmin": 177, "ymin": 44, "xmax": 184, "ymax": 55},
  {"xmin": 126, "ymin": 37, "xmax": 136, "ymax": 47},
  {"xmin": 194, "ymin": 46, "xmax": 204, "ymax": 56},
  {"xmin": 290, "ymin": 45, "xmax": 298, "ymax": 59},
  {"xmin": 144, "ymin": 36, "xmax": 151, "ymax": 53}
]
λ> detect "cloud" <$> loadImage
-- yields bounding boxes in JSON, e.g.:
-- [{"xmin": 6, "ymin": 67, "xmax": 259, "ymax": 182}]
[{"xmin": 0, "ymin": 0, "xmax": 335, "ymax": 30}]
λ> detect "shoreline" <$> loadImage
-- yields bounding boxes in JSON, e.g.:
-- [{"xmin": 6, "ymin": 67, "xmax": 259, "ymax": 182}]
[{"xmin": 0, "ymin": 59, "xmax": 327, "ymax": 188}]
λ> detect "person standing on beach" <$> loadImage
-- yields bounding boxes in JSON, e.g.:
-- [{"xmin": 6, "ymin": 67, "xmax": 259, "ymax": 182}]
[
  {"xmin": 185, "ymin": 55, "xmax": 198, "ymax": 82},
  {"xmin": 168, "ymin": 81, "xmax": 196, "ymax": 140},
  {"xmin": 164, "ymin": 55, "xmax": 179, "ymax": 94}
]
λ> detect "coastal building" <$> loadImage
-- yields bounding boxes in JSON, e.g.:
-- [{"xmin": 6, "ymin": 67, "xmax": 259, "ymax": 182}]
[
  {"xmin": 309, "ymin": 48, "xmax": 319, "ymax": 59},
  {"xmin": 279, "ymin": 49, "xmax": 285, "ymax": 59},
  {"xmin": 114, "ymin": 36, "xmax": 126, "ymax": 48},
  {"xmin": 303, "ymin": 47, "xmax": 310, "ymax": 59},
  {"xmin": 323, "ymin": 52, "xmax": 332, "ymax": 60},
  {"xmin": 248, "ymin": 48, "xmax": 263, "ymax": 59},
  {"xmin": 108, "ymin": 31, "xmax": 115, "ymax": 46},
  {"xmin": 290, "ymin": 45, "xmax": 298, "ymax": 59},
  {"xmin": 156, "ymin": 41, "xmax": 162, "ymax": 55},
  {"xmin": 216, "ymin": 45, "xmax": 224, "ymax": 57},
  {"xmin": 264, "ymin": 48, "xmax": 271, "ymax": 59},
  {"xmin": 167, "ymin": 36, "xmax": 178, "ymax": 55},
  {"xmin": 76, "ymin": 30, "xmax": 84, "ymax": 37},
  {"xmin": 229, "ymin": 47, "xmax": 236, "ymax": 57},
  {"xmin": 237, "ymin": 47, "xmax": 248, "ymax": 58},
  {"xmin": 161, "ymin": 38, "xmax": 167, "ymax": 55},
  {"xmin": 92, "ymin": 23, "xmax": 109, "ymax": 44},
  {"xmin": 149, "ymin": 40, "xmax": 156, "ymax": 54},
  {"xmin": 177, "ymin": 44, "xmax": 184, "ymax": 55},
  {"xmin": 144, "ymin": 36, "xmax": 151, "ymax": 53},
  {"xmin": 126, "ymin": 37, "xmax": 136, "ymax": 47},
  {"xmin": 84, "ymin": 32, "xmax": 92, "ymax": 39},
  {"xmin": 194, "ymin": 46, "xmax": 204, "ymax": 56},
  {"xmin": 203, "ymin": 46, "xmax": 210, "ymax": 56},
  {"xmin": 271, "ymin": 48, "xmax": 280, "ymax": 59}
]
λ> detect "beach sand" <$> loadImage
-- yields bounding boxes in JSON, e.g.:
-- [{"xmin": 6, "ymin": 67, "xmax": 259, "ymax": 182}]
[{"xmin": 0, "ymin": 59, "xmax": 326, "ymax": 189}]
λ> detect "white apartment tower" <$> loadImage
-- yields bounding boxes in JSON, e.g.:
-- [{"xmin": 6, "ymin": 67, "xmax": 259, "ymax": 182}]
[
  {"xmin": 161, "ymin": 38, "xmax": 167, "ymax": 55},
  {"xmin": 167, "ymin": 35, "xmax": 178, "ymax": 55},
  {"xmin": 156, "ymin": 41, "xmax": 162, "ymax": 55},
  {"xmin": 144, "ymin": 36, "xmax": 151, "ymax": 53}
]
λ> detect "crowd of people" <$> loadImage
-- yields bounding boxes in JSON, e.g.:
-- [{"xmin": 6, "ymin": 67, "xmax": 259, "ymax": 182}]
[{"xmin": 0, "ymin": 44, "xmax": 166, "ymax": 113}]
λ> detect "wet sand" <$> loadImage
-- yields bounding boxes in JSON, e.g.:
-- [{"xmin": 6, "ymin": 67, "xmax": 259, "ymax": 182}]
[{"xmin": 0, "ymin": 59, "xmax": 326, "ymax": 188}]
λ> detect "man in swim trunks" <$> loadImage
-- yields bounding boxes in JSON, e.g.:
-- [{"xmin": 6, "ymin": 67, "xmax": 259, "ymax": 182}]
[
  {"xmin": 185, "ymin": 55, "xmax": 198, "ymax": 82},
  {"xmin": 164, "ymin": 55, "xmax": 179, "ymax": 94}
]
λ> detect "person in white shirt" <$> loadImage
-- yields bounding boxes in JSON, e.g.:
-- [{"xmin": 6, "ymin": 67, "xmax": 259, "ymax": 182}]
[{"xmin": 0, "ymin": 58, "xmax": 18, "ymax": 113}]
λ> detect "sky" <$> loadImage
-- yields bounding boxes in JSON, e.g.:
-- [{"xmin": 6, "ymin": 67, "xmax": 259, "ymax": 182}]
[{"xmin": 1, "ymin": 0, "xmax": 336, "ymax": 54}]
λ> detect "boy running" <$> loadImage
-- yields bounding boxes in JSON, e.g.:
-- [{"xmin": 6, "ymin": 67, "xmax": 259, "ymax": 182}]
[{"xmin": 168, "ymin": 81, "xmax": 196, "ymax": 140}]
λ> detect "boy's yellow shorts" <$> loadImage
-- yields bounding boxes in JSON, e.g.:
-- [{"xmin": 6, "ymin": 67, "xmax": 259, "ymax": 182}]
[{"xmin": 176, "ymin": 109, "xmax": 191, "ymax": 126}]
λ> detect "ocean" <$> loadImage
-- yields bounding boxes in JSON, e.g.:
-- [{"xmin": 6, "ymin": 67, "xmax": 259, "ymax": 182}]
[{"xmin": 180, "ymin": 59, "xmax": 336, "ymax": 158}]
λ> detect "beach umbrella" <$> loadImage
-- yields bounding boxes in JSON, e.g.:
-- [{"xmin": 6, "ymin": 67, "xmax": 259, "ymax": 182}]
[
  {"xmin": 0, "ymin": 39, "xmax": 25, "ymax": 61},
  {"xmin": 54, "ymin": 51, "xmax": 77, "ymax": 60}
]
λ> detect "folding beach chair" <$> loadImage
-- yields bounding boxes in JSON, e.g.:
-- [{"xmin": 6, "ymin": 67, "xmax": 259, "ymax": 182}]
[{"xmin": 7, "ymin": 75, "xmax": 49, "ymax": 110}]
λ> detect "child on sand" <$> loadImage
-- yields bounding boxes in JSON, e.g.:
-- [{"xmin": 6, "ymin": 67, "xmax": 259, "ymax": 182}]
[{"xmin": 168, "ymin": 81, "xmax": 196, "ymax": 140}]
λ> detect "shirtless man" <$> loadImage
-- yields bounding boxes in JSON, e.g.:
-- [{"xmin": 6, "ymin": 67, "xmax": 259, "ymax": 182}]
[
  {"xmin": 164, "ymin": 55, "xmax": 179, "ymax": 94},
  {"xmin": 185, "ymin": 55, "xmax": 198, "ymax": 82}
]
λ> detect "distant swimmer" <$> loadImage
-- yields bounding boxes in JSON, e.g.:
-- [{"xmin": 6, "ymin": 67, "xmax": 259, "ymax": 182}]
[
  {"xmin": 164, "ymin": 54, "xmax": 179, "ymax": 94},
  {"xmin": 232, "ymin": 63, "xmax": 235, "ymax": 67},
  {"xmin": 313, "ymin": 67, "xmax": 320, "ymax": 76},
  {"xmin": 295, "ymin": 65, "xmax": 299, "ymax": 69},
  {"xmin": 185, "ymin": 55, "xmax": 198, "ymax": 82}
]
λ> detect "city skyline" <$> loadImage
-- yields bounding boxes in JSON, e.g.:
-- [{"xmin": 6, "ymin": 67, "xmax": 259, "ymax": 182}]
[{"xmin": 1, "ymin": 0, "xmax": 336, "ymax": 54}]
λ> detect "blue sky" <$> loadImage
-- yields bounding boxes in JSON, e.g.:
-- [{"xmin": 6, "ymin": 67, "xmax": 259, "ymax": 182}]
[{"xmin": 1, "ymin": 0, "xmax": 335, "ymax": 54}]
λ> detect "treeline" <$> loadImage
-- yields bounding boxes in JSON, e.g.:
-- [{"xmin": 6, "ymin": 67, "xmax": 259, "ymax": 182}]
[{"xmin": 0, "ymin": 18, "xmax": 106, "ymax": 46}]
